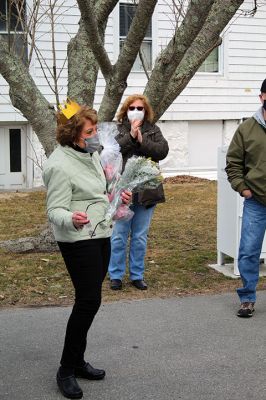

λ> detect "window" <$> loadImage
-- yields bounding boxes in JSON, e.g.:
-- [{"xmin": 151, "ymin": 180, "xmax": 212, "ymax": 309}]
[
  {"xmin": 0, "ymin": 0, "xmax": 27, "ymax": 62},
  {"xmin": 198, "ymin": 47, "xmax": 219, "ymax": 73},
  {"xmin": 119, "ymin": 3, "xmax": 152, "ymax": 72}
]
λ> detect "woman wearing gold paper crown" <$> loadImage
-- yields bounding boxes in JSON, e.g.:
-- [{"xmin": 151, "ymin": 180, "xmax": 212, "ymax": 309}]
[{"xmin": 42, "ymin": 100, "xmax": 131, "ymax": 399}]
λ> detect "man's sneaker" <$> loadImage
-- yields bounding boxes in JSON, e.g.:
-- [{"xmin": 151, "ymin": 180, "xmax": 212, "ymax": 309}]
[{"xmin": 237, "ymin": 302, "xmax": 255, "ymax": 318}]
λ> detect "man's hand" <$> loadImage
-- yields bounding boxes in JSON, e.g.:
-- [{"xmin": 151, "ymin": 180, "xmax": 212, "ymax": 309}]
[
  {"xmin": 72, "ymin": 211, "xmax": 90, "ymax": 229},
  {"xmin": 242, "ymin": 189, "xmax": 252, "ymax": 199}
]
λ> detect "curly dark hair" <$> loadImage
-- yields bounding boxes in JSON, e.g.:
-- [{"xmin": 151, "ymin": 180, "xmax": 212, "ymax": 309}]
[{"xmin": 56, "ymin": 106, "xmax": 98, "ymax": 146}]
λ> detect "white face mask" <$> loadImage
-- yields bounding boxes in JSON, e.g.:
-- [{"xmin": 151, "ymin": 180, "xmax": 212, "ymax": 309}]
[{"xmin": 127, "ymin": 109, "xmax": 145, "ymax": 122}]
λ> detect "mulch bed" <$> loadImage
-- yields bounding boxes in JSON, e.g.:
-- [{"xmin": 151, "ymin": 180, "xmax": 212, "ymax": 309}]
[{"xmin": 163, "ymin": 175, "xmax": 211, "ymax": 184}]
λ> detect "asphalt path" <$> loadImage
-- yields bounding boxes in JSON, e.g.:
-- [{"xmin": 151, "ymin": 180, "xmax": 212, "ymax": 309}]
[{"xmin": 1, "ymin": 292, "xmax": 266, "ymax": 400}]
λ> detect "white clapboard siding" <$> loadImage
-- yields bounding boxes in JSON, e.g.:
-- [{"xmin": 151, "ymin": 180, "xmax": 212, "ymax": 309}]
[{"xmin": 0, "ymin": 0, "xmax": 266, "ymax": 121}]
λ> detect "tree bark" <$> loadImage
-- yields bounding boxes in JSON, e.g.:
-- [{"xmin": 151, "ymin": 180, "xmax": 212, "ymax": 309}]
[
  {"xmin": 144, "ymin": 0, "xmax": 216, "ymax": 112},
  {"xmin": 68, "ymin": 1, "xmax": 119, "ymax": 107},
  {"xmin": 0, "ymin": 38, "xmax": 57, "ymax": 156},
  {"xmin": 0, "ymin": 223, "xmax": 58, "ymax": 253},
  {"xmin": 68, "ymin": 21, "xmax": 99, "ymax": 106},
  {"xmin": 94, "ymin": 0, "xmax": 118, "ymax": 22},
  {"xmin": 76, "ymin": 0, "xmax": 113, "ymax": 79},
  {"xmin": 98, "ymin": 0, "xmax": 158, "ymax": 121},
  {"xmin": 152, "ymin": 0, "xmax": 245, "ymax": 121}
]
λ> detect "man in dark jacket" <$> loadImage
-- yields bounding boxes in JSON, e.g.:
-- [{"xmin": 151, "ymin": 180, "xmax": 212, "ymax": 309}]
[{"xmin": 225, "ymin": 79, "xmax": 266, "ymax": 318}]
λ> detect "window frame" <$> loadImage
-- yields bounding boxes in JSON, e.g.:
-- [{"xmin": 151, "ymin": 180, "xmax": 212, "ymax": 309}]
[
  {"xmin": 0, "ymin": 0, "xmax": 26, "ymax": 33},
  {"xmin": 196, "ymin": 44, "xmax": 223, "ymax": 76},
  {"xmin": 0, "ymin": 0, "xmax": 28, "ymax": 62},
  {"xmin": 114, "ymin": 1, "xmax": 156, "ymax": 73}
]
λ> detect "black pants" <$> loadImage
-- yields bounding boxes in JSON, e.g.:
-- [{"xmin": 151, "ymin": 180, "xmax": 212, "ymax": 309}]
[{"xmin": 57, "ymin": 238, "xmax": 110, "ymax": 369}]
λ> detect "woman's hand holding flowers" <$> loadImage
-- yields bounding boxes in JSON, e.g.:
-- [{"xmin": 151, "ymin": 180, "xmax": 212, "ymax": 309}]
[
  {"xmin": 120, "ymin": 190, "xmax": 132, "ymax": 205},
  {"xmin": 104, "ymin": 156, "xmax": 162, "ymax": 222}
]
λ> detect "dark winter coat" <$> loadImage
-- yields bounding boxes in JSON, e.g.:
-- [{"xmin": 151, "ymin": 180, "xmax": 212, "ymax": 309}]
[{"xmin": 115, "ymin": 119, "xmax": 169, "ymax": 207}]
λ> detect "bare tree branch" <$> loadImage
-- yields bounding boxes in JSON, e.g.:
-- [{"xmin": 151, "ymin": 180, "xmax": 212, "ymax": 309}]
[
  {"xmin": 153, "ymin": 0, "xmax": 245, "ymax": 121},
  {"xmin": 0, "ymin": 37, "xmax": 56, "ymax": 155},
  {"xmin": 76, "ymin": 0, "xmax": 113, "ymax": 78},
  {"xmin": 114, "ymin": 0, "xmax": 157, "ymax": 78},
  {"xmin": 27, "ymin": 0, "xmax": 41, "ymax": 65},
  {"xmin": 139, "ymin": 47, "xmax": 150, "ymax": 80},
  {"xmin": 95, "ymin": 0, "xmax": 118, "ymax": 23},
  {"xmin": 171, "ymin": 0, "xmax": 186, "ymax": 23},
  {"xmin": 98, "ymin": 0, "xmax": 158, "ymax": 121},
  {"xmin": 34, "ymin": 45, "xmax": 57, "ymax": 93},
  {"xmin": 27, "ymin": 135, "xmax": 44, "ymax": 171},
  {"xmin": 144, "ymin": 0, "xmax": 216, "ymax": 111},
  {"xmin": 67, "ymin": 21, "xmax": 99, "ymax": 106},
  {"xmin": 49, "ymin": 0, "xmax": 60, "ymax": 107},
  {"xmin": 67, "ymin": 0, "xmax": 119, "ymax": 105}
]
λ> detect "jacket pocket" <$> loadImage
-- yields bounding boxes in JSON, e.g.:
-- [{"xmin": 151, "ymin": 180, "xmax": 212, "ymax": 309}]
[{"xmin": 71, "ymin": 200, "xmax": 110, "ymax": 237}]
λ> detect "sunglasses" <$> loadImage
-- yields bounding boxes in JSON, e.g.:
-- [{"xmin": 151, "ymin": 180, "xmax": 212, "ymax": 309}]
[{"xmin": 128, "ymin": 106, "xmax": 144, "ymax": 111}]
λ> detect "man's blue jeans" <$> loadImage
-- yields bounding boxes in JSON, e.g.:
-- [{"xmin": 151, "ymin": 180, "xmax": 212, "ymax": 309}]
[
  {"xmin": 108, "ymin": 204, "xmax": 155, "ymax": 281},
  {"xmin": 237, "ymin": 197, "xmax": 266, "ymax": 303}
]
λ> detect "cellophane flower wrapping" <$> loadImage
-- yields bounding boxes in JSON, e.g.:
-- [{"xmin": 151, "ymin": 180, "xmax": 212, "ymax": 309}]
[
  {"xmin": 105, "ymin": 156, "xmax": 163, "ymax": 222},
  {"xmin": 97, "ymin": 122, "xmax": 122, "ymax": 190}
]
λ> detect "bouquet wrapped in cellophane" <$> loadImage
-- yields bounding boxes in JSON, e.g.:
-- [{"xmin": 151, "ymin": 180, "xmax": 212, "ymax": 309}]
[
  {"xmin": 97, "ymin": 122, "xmax": 122, "ymax": 190},
  {"xmin": 105, "ymin": 156, "xmax": 163, "ymax": 222}
]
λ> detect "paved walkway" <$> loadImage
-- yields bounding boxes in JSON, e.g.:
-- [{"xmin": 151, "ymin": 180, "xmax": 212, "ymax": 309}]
[{"xmin": 1, "ymin": 292, "xmax": 266, "ymax": 400}]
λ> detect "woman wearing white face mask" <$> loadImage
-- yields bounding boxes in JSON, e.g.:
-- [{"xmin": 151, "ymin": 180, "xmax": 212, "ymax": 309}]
[{"xmin": 108, "ymin": 94, "xmax": 169, "ymax": 291}]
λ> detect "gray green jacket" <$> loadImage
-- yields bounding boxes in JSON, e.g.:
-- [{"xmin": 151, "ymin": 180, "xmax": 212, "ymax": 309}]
[
  {"xmin": 42, "ymin": 145, "xmax": 112, "ymax": 242},
  {"xmin": 225, "ymin": 107, "xmax": 266, "ymax": 206}
]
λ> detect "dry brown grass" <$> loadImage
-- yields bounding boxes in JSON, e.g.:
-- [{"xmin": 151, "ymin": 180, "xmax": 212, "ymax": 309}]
[{"xmin": 1, "ymin": 182, "xmax": 264, "ymax": 308}]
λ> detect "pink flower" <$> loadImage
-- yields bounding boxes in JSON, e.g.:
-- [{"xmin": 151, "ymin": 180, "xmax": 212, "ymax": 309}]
[
  {"xmin": 113, "ymin": 204, "xmax": 132, "ymax": 220},
  {"xmin": 104, "ymin": 165, "xmax": 115, "ymax": 181}
]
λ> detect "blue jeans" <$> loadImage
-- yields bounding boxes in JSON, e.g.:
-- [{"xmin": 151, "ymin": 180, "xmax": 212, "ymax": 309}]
[
  {"xmin": 237, "ymin": 197, "xmax": 266, "ymax": 303},
  {"xmin": 108, "ymin": 204, "xmax": 155, "ymax": 281}
]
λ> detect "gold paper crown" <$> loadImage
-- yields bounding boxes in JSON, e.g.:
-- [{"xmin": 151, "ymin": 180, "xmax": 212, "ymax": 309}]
[{"xmin": 58, "ymin": 98, "xmax": 81, "ymax": 124}]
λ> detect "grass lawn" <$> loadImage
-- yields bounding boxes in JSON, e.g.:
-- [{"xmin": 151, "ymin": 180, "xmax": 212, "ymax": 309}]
[{"xmin": 0, "ymin": 180, "xmax": 264, "ymax": 308}]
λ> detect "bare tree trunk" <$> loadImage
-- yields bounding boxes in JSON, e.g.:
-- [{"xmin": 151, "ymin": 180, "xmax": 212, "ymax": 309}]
[
  {"xmin": 99, "ymin": 0, "xmax": 158, "ymax": 121},
  {"xmin": 0, "ymin": 223, "xmax": 58, "ymax": 253},
  {"xmin": 0, "ymin": 38, "xmax": 57, "ymax": 156},
  {"xmin": 68, "ymin": 0, "xmax": 120, "ymax": 107},
  {"xmin": 68, "ymin": 21, "xmax": 99, "ymax": 106},
  {"xmin": 77, "ymin": 0, "xmax": 158, "ymax": 122}
]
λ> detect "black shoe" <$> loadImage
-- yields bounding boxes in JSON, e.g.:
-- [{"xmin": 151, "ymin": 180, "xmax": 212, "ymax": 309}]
[
  {"xmin": 75, "ymin": 362, "xmax": 105, "ymax": 380},
  {"xmin": 237, "ymin": 302, "xmax": 255, "ymax": 318},
  {"xmin": 110, "ymin": 279, "xmax": 122, "ymax": 290},
  {"xmin": 131, "ymin": 279, "xmax": 148, "ymax": 290},
  {"xmin": 56, "ymin": 371, "xmax": 83, "ymax": 399}
]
